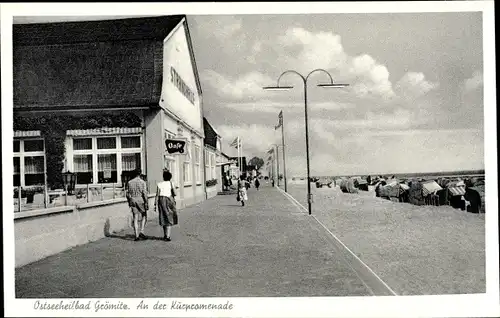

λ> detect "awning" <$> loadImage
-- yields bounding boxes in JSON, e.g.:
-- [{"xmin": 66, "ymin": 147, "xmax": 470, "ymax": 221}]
[
  {"xmin": 67, "ymin": 127, "xmax": 142, "ymax": 136},
  {"xmin": 422, "ymin": 181, "xmax": 442, "ymax": 196},
  {"xmin": 448, "ymin": 186, "xmax": 466, "ymax": 196},
  {"xmin": 14, "ymin": 130, "xmax": 41, "ymax": 138}
]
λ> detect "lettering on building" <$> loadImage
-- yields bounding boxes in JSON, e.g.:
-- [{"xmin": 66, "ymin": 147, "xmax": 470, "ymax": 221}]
[
  {"xmin": 165, "ymin": 138, "xmax": 186, "ymax": 154},
  {"xmin": 170, "ymin": 67, "xmax": 195, "ymax": 105}
]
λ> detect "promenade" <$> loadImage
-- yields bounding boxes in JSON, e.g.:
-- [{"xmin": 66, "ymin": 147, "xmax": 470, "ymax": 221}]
[{"xmin": 16, "ymin": 183, "xmax": 376, "ymax": 298}]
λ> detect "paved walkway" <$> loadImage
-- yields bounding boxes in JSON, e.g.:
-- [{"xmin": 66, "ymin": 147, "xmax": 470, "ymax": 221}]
[{"xmin": 16, "ymin": 184, "xmax": 373, "ymax": 298}]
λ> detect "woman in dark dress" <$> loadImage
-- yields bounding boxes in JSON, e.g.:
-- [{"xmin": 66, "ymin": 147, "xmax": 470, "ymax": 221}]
[{"xmin": 154, "ymin": 170, "xmax": 178, "ymax": 241}]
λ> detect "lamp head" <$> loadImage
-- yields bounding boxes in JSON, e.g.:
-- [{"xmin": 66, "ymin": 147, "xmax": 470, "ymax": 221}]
[
  {"xmin": 263, "ymin": 86, "xmax": 294, "ymax": 91},
  {"xmin": 317, "ymin": 83, "xmax": 350, "ymax": 88}
]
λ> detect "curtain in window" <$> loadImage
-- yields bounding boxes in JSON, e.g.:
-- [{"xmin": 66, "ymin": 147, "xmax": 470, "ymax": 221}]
[
  {"xmin": 24, "ymin": 156, "xmax": 44, "ymax": 174},
  {"xmin": 121, "ymin": 136, "xmax": 141, "ymax": 148},
  {"xmin": 14, "ymin": 157, "xmax": 20, "ymax": 174},
  {"xmin": 98, "ymin": 154, "xmax": 117, "ymax": 171},
  {"xmin": 97, "ymin": 138, "xmax": 116, "ymax": 149},
  {"xmin": 74, "ymin": 155, "xmax": 93, "ymax": 172},
  {"xmin": 73, "ymin": 138, "xmax": 92, "ymax": 150},
  {"xmin": 122, "ymin": 153, "xmax": 140, "ymax": 171}
]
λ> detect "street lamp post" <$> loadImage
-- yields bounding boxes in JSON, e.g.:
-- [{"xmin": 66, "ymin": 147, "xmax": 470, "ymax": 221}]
[
  {"xmin": 270, "ymin": 144, "xmax": 281, "ymax": 187},
  {"xmin": 264, "ymin": 69, "xmax": 348, "ymax": 215}
]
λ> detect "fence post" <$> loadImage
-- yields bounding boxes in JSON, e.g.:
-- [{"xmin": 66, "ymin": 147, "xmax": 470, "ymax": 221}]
[
  {"xmin": 113, "ymin": 183, "xmax": 116, "ymax": 199},
  {"xmin": 44, "ymin": 184, "xmax": 48, "ymax": 209},
  {"xmin": 18, "ymin": 186, "xmax": 22, "ymax": 212},
  {"xmin": 65, "ymin": 185, "xmax": 68, "ymax": 206},
  {"xmin": 100, "ymin": 184, "xmax": 104, "ymax": 201},
  {"xmin": 87, "ymin": 184, "xmax": 90, "ymax": 203}
]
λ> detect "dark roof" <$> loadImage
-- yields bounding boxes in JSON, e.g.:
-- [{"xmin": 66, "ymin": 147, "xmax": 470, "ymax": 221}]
[
  {"xmin": 13, "ymin": 16, "xmax": 185, "ymax": 110},
  {"xmin": 203, "ymin": 117, "xmax": 219, "ymax": 148},
  {"xmin": 13, "ymin": 15, "xmax": 185, "ymax": 46}
]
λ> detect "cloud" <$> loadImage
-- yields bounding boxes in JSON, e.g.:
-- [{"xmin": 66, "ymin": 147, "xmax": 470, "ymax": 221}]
[
  {"xmin": 215, "ymin": 123, "xmax": 280, "ymax": 156},
  {"xmin": 278, "ymin": 28, "xmax": 348, "ymax": 72},
  {"xmin": 222, "ymin": 100, "xmax": 356, "ymax": 113},
  {"xmin": 464, "ymin": 71, "xmax": 483, "ymax": 91},
  {"xmin": 348, "ymin": 54, "xmax": 395, "ymax": 99},
  {"xmin": 285, "ymin": 127, "xmax": 483, "ymax": 176},
  {"xmin": 395, "ymin": 72, "xmax": 438, "ymax": 99},
  {"xmin": 307, "ymin": 108, "xmax": 414, "ymax": 132},
  {"xmin": 201, "ymin": 70, "xmax": 273, "ymax": 99},
  {"xmin": 196, "ymin": 16, "xmax": 243, "ymax": 42}
]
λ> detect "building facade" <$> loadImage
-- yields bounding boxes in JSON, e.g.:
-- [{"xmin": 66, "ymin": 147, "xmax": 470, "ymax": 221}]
[
  {"xmin": 13, "ymin": 15, "xmax": 206, "ymax": 209},
  {"xmin": 203, "ymin": 117, "xmax": 230, "ymax": 196}
]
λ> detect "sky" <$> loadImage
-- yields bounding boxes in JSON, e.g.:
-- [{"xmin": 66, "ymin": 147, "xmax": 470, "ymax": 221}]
[
  {"xmin": 12, "ymin": 12, "xmax": 485, "ymax": 177},
  {"xmin": 188, "ymin": 13, "xmax": 485, "ymax": 177}
]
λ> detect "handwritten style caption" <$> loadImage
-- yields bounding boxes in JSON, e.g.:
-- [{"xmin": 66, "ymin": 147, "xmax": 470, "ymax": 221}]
[{"xmin": 34, "ymin": 299, "xmax": 234, "ymax": 313}]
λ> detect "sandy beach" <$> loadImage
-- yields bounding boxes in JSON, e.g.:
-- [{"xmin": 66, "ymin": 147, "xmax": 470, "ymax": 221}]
[{"xmin": 282, "ymin": 183, "xmax": 485, "ymax": 295}]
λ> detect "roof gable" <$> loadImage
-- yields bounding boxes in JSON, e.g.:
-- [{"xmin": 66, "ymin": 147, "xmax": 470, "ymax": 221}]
[
  {"xmin": 13, "ymin": 15, "xmax": 185, "ymax": 46},
  {"xmin": 13, "ymin": 16, "xmax": 186, "ymax": 110}
]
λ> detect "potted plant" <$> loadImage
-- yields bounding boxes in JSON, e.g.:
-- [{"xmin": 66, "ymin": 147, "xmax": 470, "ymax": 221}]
[{"xmin": 206, "ymin": 179, "xmax": 218, "ymax": 187}]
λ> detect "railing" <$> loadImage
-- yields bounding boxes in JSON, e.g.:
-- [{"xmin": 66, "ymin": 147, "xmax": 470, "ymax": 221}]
[{"xmin": 13, "ymin": 183, "xmax": 130, "ymax": 212}]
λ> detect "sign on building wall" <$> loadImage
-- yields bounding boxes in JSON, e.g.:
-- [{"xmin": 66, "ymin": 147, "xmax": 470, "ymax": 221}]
[
  {"xmin": 165, "ymin": 139, "xmax": 186, "ymax": 154},
  {"xmin": 170, "ymin": 67, "xmax": 195, "ymax": 105}
]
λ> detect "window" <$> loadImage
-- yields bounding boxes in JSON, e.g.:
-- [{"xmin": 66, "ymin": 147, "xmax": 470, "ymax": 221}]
[
  {"xmin": 74, "ymin": 154, "xmax": 93, "ymax": 184},
  {"xmin": 14, "ymin": 157, "xmax": 20, "ymax": 186},
  {"xmin": 163, "ymin": 131, "xmax": 178, "ymax": 186},
  {"xmin": 183, "ymin": 142, "xmax": 191, "ymax": 185},
  {"xmin": 194, "ymin": 145, "xmax": 201, "ymax": 184},
  {"xmin": 97, "ymin": 137, "xmax": 116, "ymax": 149},
  {"xmin": 13, "ymin": 138, "xmax": 45, "ymax": 187},
  {"xmin": 205, "ymin": 150, "xmax": 210, "ymax": 180},
  {"xmin": 98, "ymin": 154, "xmax": 117, "ymax": 183},
  {"xmin": 73, "ymin": 138, "xmax": 92, "ymax": 150},
  {"xmin": 71, "ymin": 135, "xmax": 142, "ymax": 185},
  {"xmin": 121, "ymin": 136, "xmax": 141, "ymax": 148},
  {"xmin": 211, "ymin": 153, "xmax": 216, "ymax": 182}
]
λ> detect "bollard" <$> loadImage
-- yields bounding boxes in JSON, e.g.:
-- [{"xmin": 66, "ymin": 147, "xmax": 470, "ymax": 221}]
[
  {"xmin": 65, "ymin": 185, "xmax": 68, "ymax": 206},
  {"xmin": 113, "ymin": 183, "xmax": 116, "ymax": 199},
  {"xmin": 87, "ymin": 184, "xmax": 90, "ymax": 203},
  {"xmin": 18, "ymin": 186, "xmax": 22, "ymax": 212},
  {"xmin": 100, "ymin": 184, "xmax": 104, "ymax": 201}
]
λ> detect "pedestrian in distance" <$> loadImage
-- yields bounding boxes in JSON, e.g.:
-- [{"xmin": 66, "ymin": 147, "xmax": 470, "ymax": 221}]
[
  {"xmin": 254, "ymin": 177, "xmax": 260, "ymax": 190},
  {"xmin": 237, "ymin": 175, "xmax": 249, "ymax": 206},
  {"xmin": 271, "ymin": 178, "xmax": 275, "ymax": 187},
  {"xmin": 126, "ymin": 168, "xmax": 149, "ymax": 241},
  {"xmin": 154, "ymin": 170, "xmax": 178, "ymax": 242}
]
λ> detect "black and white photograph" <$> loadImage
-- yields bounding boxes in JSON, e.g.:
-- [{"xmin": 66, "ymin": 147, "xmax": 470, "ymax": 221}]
[{"xmin": 1, "ymin": 1, "xmax": 498, "ymax": 317}]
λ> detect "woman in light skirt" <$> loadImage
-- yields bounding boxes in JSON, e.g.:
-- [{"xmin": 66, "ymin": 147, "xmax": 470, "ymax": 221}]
[
  {"xmin": 154, "ymin": 170, "xmax": 178, "ymax": 241},
  {"xmin": 237, "ymin": 175, "xmax": 249, "ymax": 206}
]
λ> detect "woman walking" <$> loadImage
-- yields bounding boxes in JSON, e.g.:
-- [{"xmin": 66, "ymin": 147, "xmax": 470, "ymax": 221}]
[
  {"xmin": 154, "ymin": 170, "xmax": 178, "ymax": 241},
  {"xmin": 254, "ymin": 177, "xmax": 260, "ymax": 190},
  {"xmin": 237, "ymin": 175, "xmax": 249, "ymax": 206}
]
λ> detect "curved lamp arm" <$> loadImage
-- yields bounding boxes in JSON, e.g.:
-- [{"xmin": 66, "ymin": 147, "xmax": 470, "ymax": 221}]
[
  {"xmin": 276, "ymin": 70, "xmax": 306, "ymax": 87},
  {"xmin": 305, "ymin": 68, "xmax": 334, "ymax": 84}
]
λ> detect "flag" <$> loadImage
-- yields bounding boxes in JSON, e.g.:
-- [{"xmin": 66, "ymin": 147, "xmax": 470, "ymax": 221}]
[
  {"xmin": 275, "ymin": 110, "xmax": 283, "ymax": 130},
  {"xmin": 230, "ymin": 137, "xmax": 241, "ymax": 148}
]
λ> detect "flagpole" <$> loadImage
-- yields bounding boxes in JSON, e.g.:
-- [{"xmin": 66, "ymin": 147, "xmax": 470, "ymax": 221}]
[
  {"xmin": 237, "ymin": 137, "xmax": 241, "ymax": 177},
  {"xmin": 281, "ymin": 112, "xmax": 287, "ymax": 192}
]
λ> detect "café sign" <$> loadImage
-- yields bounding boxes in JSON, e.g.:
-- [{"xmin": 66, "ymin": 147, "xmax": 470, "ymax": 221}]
[{"xmin": 165, "ymin": 139, "xmax": 186, "ymax": 154}]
